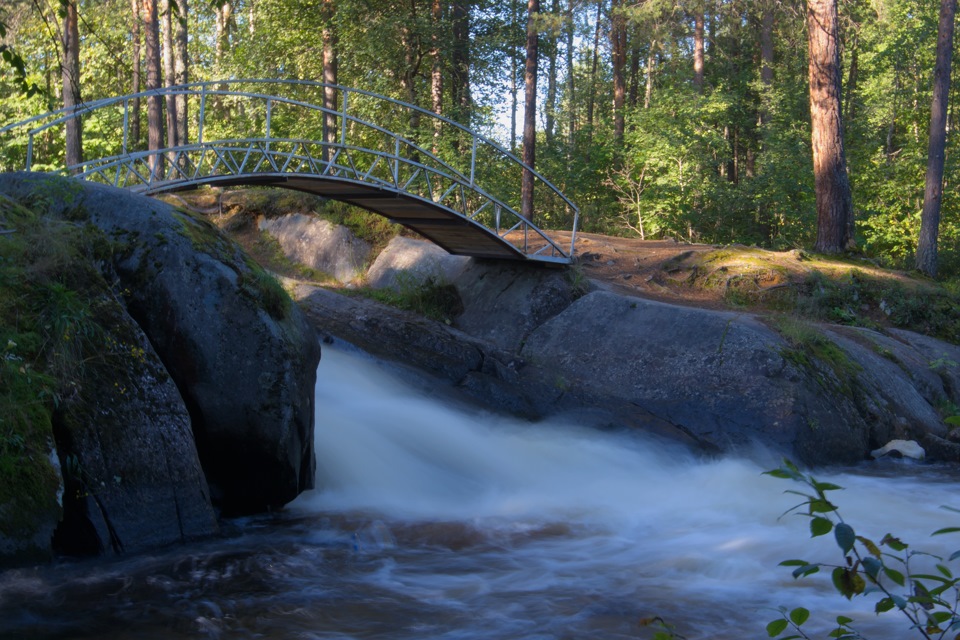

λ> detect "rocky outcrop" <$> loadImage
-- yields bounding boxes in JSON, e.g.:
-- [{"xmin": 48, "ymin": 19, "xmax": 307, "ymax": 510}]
[
  {"xmin": 0, "ymin": 173, "xmax": 321, "ymax": 565},
  {"xmin": 283, "ymin": 230, "xmax": 960, "ymax": 466},
  {"xmin": 51, "ymin": 295, "xmax": 217, "ymax": 557},
  {"xmin": 366, "ymin": 236, "xmax": 470, "ymax": 290},
  {"xmin": 260, "ymin": 213, "xmax": 371, "ymax": 284}
]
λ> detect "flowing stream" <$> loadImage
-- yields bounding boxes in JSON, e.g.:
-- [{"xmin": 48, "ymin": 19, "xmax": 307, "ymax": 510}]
[{"xmin": 2, "ymin": 342, "xmax": 959, "ymax": 639}]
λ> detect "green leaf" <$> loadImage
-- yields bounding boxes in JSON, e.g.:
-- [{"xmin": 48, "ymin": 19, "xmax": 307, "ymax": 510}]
[
  {"xmin": 813, "ymin": 480, "xmax": 844, "ymax": 492},
  {"xmin": 933, "ymin": 526, "xmax": 960, "ymax": 536},
  {"xmin": 945, "ymin": 416, "xmax": 960, "ymax": 426},
  {"xmin": 766, "ymin": 618, "xmax": 789, "ymax": 637},
  {"xmin": 811, "ymin": 516, "xmax": 834, "ymax": 537},
  {"xmin": 857, "ymin": 535, "xmax": 882, "ymax": 557},
  {"xmin": 779, "ymin": 559, "xmax": 810, "ymax": 567},
  {"xmin": 835, "ymin": 523, "xmax": 856, "ymax": 553},
  {"xmin": 832, "ymin": 567, "xmax": 866, "ymax": 599},
  {"xmin": 789, "ymin": 607, "xmax": 810, "ymax": 626},
  {"xmin": 884, "ymin": 567, "xmax": 906, "ymax": 586},
  {"xmin": 881, "ymin": 534, "xmax": 908, "ymax": 551},
  {"xmin": 810, "ymin": 498, "xmax": 838, "ymax": 513},
  {"xmin": 835, "ymin": 615, "xmax": 854, "ymax": 625},
  {"xmin": 862, "ymin": 556, "xmax": 883, "ymax": 581},
  {"xmin": 764, "ymin": 469, "xmax": 796, "ymax": 480},
  {"xmin": 949, "ymin": 550, "xmax": 960, "ymax": 562},
  {"xmin": 792, "ymin": 564, "xmax": 821, "ymax": 579},
  {"xmin": 937, "ymin": 563, "xmax": 953, "ymax": 579},
  {"xmin": 875, "ymin": 597, "xmax": 895, "ymax": 613}
]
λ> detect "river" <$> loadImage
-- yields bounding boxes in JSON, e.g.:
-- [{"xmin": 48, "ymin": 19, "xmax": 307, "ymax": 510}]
[{"xmin": 1, "ymin": 342, "xmax": 959, "ymax": 639}]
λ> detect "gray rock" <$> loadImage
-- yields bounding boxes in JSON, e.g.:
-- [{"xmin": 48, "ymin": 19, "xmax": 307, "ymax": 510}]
[
  {"xmin": 51, "ymin": 295, "xmax": 217, "ymax": 556},
  {"xmin": 260, "ymin": 213, "xmax": 371, "ymax": 284},
  {"xmin": 453, "ymin": 260, "xmax": 577, "ymax": 353},
  {"xmin": 366, "ymin": 236, "xmax": 469, "ymax": 290},
  {"xmin": 0, "ymin": 173, "xmax": 320, "ymax": 518}
]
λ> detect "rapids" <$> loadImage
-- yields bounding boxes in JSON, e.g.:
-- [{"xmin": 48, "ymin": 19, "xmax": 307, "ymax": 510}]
[{"xmin": 1, "ymin": 341, "xmax": 958, "ymax": 639}]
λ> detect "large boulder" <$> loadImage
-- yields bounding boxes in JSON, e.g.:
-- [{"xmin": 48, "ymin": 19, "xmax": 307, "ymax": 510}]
[
  {"xmin": 260, "ymin": 213, "xmax": 371, "ymax": 284},
  {"xmin": 366, "ymin": 236, "xmax": 470, "ymax": 290},
  {"xmin": 0, "ymin": 173, "xmax": 320, "ymax": 521},
  {"xmin": 51, "ymin": 295, "xmax": 218, "ymax": 556}
]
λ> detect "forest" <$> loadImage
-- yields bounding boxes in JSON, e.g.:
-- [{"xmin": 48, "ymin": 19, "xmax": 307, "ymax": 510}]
[{"xmin": 1, "ymin": 0, "xmax": 959, "ymax": 278}]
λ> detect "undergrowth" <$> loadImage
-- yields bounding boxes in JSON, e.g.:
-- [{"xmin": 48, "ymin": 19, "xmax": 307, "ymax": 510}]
[{"xmin": 349, "ymin": 273, "xmax": 464, "ymax": 324}]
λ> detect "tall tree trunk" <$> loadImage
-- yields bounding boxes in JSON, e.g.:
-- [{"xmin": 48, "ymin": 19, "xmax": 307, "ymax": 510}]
[
  {"xmin": 760, "ymin": 2, "xmax": 774, "ymax": 86},
  {"xmin": 628, "ymin": 38, "xmax": 640, "ymax": 109},
  {"xmin": 144, "ymin": 0, "xmax": 163, "ymax": 178},
  {"xmin": 174, "ymin": 0, "xmax": 188, "ymax": 145},
  {"xmin": 807, "ymin": 0, "xmax": 853, "ymax": 253},
  {"xmin": 399, "ymin": 1, "xmax": 422, "ymax": 135},
  {"xmin": 521, "ymin": 0, "xmax": 539, "ymax": 222},
  {"xmin": 644, "ymin": 41, "xmax": 656, "ymax": 109},
  {"xmin": 693, "ymin": 3, "xmax": 705, "ymax": 93},
  {"xmin": 322, "ymin": 0, "xmax": 338, "ymax": 161},
  {"xmin": 565, "ymin": 0, "xmax": 575, "ymax": 148},
  {"xmin": 162, "ymin": 0, "xmax": 178, "ymax": 152},
  {"xmin": 62, "ymin": 0, "xmax": 83, "ymax": 170},
  {"xmin": 451, "ymin": 1, "xmax": 471, "ymax": 125},
  {"xmin": 131, "ymin": 0, "xmax": 142, "ymax": 150},
  {"xmin": 430, "ymin": 0, "xmax": 443, "ymax": 149},
  {"xmin": 545, "ymin": 0, "xmax": 559, "ymax": 146},
  {"xmin": 916, "ymin": 0, "xmax": 957, "ymax": 277},
  {"xmin": 586, "ymin": 0, "xmax": 602, "ymax": 136},
  {"xmin": 511, "ymin": 25, "xmax": 518, "ymax": 154},
  {"xmin": 611, "ymin": 0, "xmax": 626, "ymax": 144}
]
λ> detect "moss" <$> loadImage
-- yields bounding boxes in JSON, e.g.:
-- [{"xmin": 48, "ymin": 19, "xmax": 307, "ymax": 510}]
[
  {"xmin": 348, "ymin": 275, "xmax": 463, "ymax": 324},
  {"xmin": 173, "ymin": 209, "xmax": 292, "ymax": 321},
  {"xmin": 772, "ymin": 316, "xmax": 862, "ymax": 396}
]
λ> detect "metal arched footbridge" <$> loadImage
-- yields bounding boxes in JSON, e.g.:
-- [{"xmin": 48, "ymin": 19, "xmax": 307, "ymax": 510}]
[{"xmin": 0, "ymin": 80, "xmax": 579, "ymax": 264}]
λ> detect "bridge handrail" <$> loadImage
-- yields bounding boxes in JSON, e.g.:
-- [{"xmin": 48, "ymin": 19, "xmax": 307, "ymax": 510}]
[
  {"xmin": 75, "ymin": 135, "xmax": 572, "ymax": 260},
  {"xmin": 0, "ymin": 79, "xmax": 579, "ymax": 261}
]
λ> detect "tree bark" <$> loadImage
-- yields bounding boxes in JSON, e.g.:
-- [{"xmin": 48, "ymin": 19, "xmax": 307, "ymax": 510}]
[
  {"xmin": 807, "ymin": 0, "xmax": 853, "ymax": 253},
  {"xmin": 545, "ymin": 0, "xmax": 559, "ymax": 147},
  {"xmin": 131, "ymin": 0, "xmax": 142, "ymax": 149},
  {"xmin": 916, "ymin": 0, "xmax": 957, "ymax": 277},
  {"xmin": 586, "ymin": 0, "xmax": 602, "ymax": 135},
  {"xmin": 451, "ymin": 1, "xmax": 471, "ymax": 125},
  {"xmin": 628, "ymin": 38, "xmax": 640, "ymax": 109},
  {"xmin": 644, "ymin": 41, "xmax": 655, "ymax": 109},
  {"xmin": 162, "ymin": 0, "xmax": 178, "ymax": 151},
  {"xmin": 144, "ymin": 0, "xmax": 163, "ymax": 178},
  {"xmin": 693, "ymin": 3, "xmax": 705, "ymax": 93},
  {"xmin": 322, "ymin": 0, "xmax": 338, "ymax": 160},
  {"xmin": 174, "ymin": 0, "xmax": 189, "ymax": 146},
  {"xmin": 611, "ymin": 0, "xmax": 626, "ymax": 144},
  {"xmin": 430, "ymin": 0, "xmax": 443, "ymax": 149},
  {"xmin": 62, "ymin": 0, "xmax": 83, "ymax": 170},
  {"xmin": 565, "ymin": 0, "xmax": 575, "ymax": 148},
  {"xmin": 521, "ymin": 0, "xmax": 539, "ymax": 222}
]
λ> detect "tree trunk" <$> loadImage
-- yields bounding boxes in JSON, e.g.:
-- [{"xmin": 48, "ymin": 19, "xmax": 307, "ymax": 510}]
[
  {"xmin": 322, "ymin": 0, "xmax": 338, "ymax": 161},
  {"xmin": 565, "ymin": 0, "xmax": 575, "ymax": 148},
  {"xmin": 806, "ymin": 0, "xmax": 853, "ymax": 253},
  {"xmin": 174, "ymin": 0, "xmax": 188, "ymax": 146},
  {"xmin": 511, "ymin": 20, "xmax": 518, "ymax": 154},
  {"xmin": 521, "ymin": 0, "xmax": 539, "ymax": 222},
  {"xmin": 162, "ymin": 0, "xmax": 178, "ymax": 152},
  {"xmin": 916, "ymin": 0, "xmax": 957, "ymax": 277},
  {"xmin": 430, "ymin": 0, "xmax": 443, "ymax": 149},
  {"xmin": 628, "ymin": 38, "xmax": 640, "ymax": 109},
  {"xmin": 644, "ymin": 41, "xmax": 656, "ymax": 109},
  {"xmin": 62, "ymin": 0, "xmax": 83, "ymax": 170},
  {"xmin": 131, "ymin": 0, "xmax": 142, "ymax": 150},
  {"xmin": 693, "ymin": 3, "xmax": 705, "ymax": 93},
  {"xmin": 451, "ymin": 1, "xmax": 471, "ymax": 125},
  {"xmin": 761, "ymin": 3, "xmax": 774, "ymax": 86},
  {"xmin": 144, "ymin": 0, "xmax": 163, "ymax": 179},
  {"xmin": 586, "ymin": 0, "xmax": 602, "ymax": 135},
  {"xmin": 546, "ymin": 0, "xmax": 559, "ymax": 147},
  {"xmin": 611, "ymin": 0, "xmax": 626, "ymax": 144}
]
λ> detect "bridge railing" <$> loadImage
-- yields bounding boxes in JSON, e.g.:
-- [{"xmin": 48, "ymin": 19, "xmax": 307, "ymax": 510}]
[{"xmin": 0, "ymin": 80, "xmax": 579, "ymax": 262}]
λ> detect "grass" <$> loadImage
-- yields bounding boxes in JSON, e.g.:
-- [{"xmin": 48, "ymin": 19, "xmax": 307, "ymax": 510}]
[{"xmin": 347, "ymin": 274, "xmax": 464, "ymax": 324}]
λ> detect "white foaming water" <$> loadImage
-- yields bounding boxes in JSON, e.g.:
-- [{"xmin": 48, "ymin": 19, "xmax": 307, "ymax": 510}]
[{"xmin": 292, "ymin": 343, "xmax": 960, "ymax": 639}]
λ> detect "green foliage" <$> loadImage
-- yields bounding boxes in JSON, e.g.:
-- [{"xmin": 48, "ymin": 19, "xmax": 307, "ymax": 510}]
[
  {"xmin": 765, "ymin": 459, "xmax": 960, "ymax": 639},
  {"xmin": 352, "ymin": 273, "xmax": 463, "ymax": 324}
]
